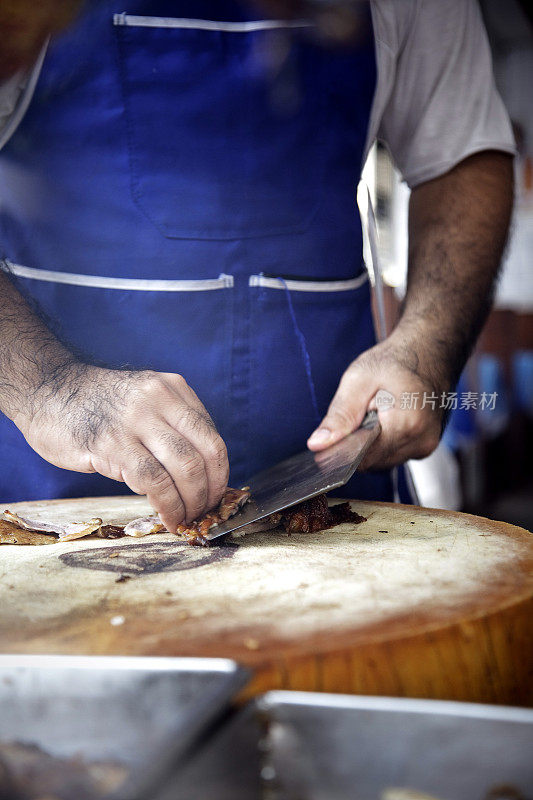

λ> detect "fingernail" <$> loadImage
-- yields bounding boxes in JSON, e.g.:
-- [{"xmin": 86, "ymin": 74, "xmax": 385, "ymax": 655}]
[{"xmin": 308, "ymin": 428, "xmax": 332, "ymax": 446}]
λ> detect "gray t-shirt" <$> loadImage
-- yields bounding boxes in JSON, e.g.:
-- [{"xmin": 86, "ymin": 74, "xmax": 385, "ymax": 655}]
[{"xmin": 0, "ymin": 0, "xmax": 515, "ymax": 185}]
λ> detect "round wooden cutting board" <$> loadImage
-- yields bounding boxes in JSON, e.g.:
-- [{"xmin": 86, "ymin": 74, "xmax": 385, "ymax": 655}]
[{"xmin": 0, "ymin": 496, "xmax": 532, "ymax": 705}]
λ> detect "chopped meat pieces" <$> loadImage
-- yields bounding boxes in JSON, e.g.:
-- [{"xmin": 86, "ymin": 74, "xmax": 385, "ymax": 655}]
[
  {"xmin": 120, "ymin": 487, "xmax": 251, "ymax": 546},
  {"xmin": 2, "ymin": 511, "xmax": 102, "ymax": 542},
  {"xmin": 97, "ymin": 525, "xmax": 126, "ymax": 539},
  {"xmin": 1, "ymin": 489, "xmax": 364, "ymax": 548},
  {"xmin": 217, "ymin": 487, "xmax": 252, "ymax": 522},
  {"xmin": 123, "ymin": 517, "xmax": 165, "ymax": 537},
  {"xmin": 273, "ymin": 495, "xmax": 366, "ymax": 533},
  {"xmin": 175, "ymin": 486, "xmax": 251, "ymax": 545},
  {"xmin": 0, "ymin": 519, "xmax": 56, "ymax": 546}
]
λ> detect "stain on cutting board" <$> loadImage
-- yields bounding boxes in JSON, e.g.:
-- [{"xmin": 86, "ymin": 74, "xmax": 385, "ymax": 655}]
[{"xmin": 59, "ymin": 540, "xmax": 238, "ymax": 574}]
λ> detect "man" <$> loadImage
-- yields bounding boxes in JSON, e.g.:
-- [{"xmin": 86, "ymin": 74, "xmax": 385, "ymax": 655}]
[{"xmin": 0, "ymin": 0, "xmax": 514, "ymax": 533}]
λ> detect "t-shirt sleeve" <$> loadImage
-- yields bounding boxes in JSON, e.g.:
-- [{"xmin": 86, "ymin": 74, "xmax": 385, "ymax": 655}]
[{"xmin": 378, "ymin": 0, "xmax": 515, "ymax": 188}]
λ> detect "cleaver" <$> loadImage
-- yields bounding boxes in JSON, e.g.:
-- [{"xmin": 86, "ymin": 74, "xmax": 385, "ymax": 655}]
[{"xmin": 205, "ymin": 410, "xmax": 381, "ymax": 542}]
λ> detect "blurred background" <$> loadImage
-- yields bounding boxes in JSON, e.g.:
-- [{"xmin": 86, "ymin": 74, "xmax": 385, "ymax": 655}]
[{"xmin": 363, "ymin": 0, "xmax": 533, "ymax": 529}]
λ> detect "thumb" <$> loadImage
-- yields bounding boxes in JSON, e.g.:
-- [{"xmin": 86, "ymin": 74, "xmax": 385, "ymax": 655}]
[{"xmin": 307, "ymin": 365, "xmax": 378, "ymax": 450}]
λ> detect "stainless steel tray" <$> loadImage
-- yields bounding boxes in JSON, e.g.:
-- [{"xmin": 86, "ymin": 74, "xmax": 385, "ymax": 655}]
[
  {"xmin": 0, "ymin": 654, "xmax": 248, "ymax": 799},
  {"xmin": 173, "ymin": 692, "xmax": 533, "ymax": 800},
  {"xmin": 257, "ymin": 692, "xmax": 533, "ymax": 800}
]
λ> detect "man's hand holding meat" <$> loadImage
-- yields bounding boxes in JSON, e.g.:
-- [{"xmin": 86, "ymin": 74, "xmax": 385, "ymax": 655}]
[
  {"xmin": 20, "ymin": 369, "xmax": 229, "ymax": 533},
  {"xmin": 0, "ymin": 274, "xmax": 229, "ymax": 533}
]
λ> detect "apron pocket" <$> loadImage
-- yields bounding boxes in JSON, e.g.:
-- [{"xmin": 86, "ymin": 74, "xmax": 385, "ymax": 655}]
[
  {"xmin": 9, "ymin": 267, "xmax": 234, "ymax": 436},
  {"xmin": 247, "ymin": 271, "xmax": 375, "ymax": 474},
  {"xmin": 113, "ymin": 13, "xmax": 327, "ymax": 240}
]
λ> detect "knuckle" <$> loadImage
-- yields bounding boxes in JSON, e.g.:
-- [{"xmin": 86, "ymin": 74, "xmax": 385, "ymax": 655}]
[
  {"xmin": 184, "ymin": 407, "xmax": 204, "ymax": 433},
  {"xmin": 201, "ymin": 412, "xmax": 217, "ymax": 432},
  {"xmin": 169, "ymin": 406, "xmax": 195, "ymax": 434},
  {"xmin": 139, "ymin": 371, "xmax": 166, "ymax": 398},
  {"xmin": 185, "ymin": 407, "xmax": 214, "ymax": 435},
  {"xmin": 163, "ymin": 432, "xmax": 194, "ymax": 460},
  {"xmin": 180, "ymin": 455, "xmax": 206, "ymax": 482},
  {"xmin": 134, "ymin": 456, "xmax": 169, "ymax": 487},
  {"xmin": 169, "ymin": 373, "xmax": 187, "ymax": 391},
  {"xmin": 121, "ymin": 469, "xmax": 144, "ymax": 496},
  {"xmin": 177, "ymin": 407, "xmax": 217, "ymax": 440},
  {"xmin": 162, "ymin": 373, "xmax": 188, "ymax": 398},
  {"xmin": 205, "ymin": 436, "xmax": 228, "ymax": 467},
  {"xmin": 92, "ymin": 455, "xmax": 122, "ymax": 482}
]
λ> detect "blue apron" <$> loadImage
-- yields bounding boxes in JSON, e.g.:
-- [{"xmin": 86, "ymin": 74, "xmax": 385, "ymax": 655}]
[{"xmin": 0, "ymin": 0, "xmax": 404, "ymax": 503}]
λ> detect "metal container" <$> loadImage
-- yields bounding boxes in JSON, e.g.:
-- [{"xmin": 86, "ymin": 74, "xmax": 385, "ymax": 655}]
[
  {"xmin": 0, "ymin": 654, "xmax": 248, "ymax": 799},
  {"xmin": 175, "ymin": 692, "xmax": 533, "ymax": 800}
]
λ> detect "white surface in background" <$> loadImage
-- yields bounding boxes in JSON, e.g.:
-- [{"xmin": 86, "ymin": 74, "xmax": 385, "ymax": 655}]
[
  {"xmin": 386, "ymin": 172, "xmax": 410, "ymax": 291},
  {"xmin": 496, "ymin": 190, "xmax": 533, "ymax": 312},
  {"xmin": 408, "ymin": 443, "xmax": 462, "ymax": 511}
]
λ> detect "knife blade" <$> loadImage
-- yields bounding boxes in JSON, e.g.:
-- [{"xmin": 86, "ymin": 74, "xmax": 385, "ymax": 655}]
[{"xmin": 205, "ymin": 410, "xmax": 381, "ymax": 542}]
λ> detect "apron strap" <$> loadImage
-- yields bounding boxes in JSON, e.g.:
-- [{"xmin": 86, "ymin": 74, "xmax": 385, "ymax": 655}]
[
  {"xmin": 359, "ymin": 181, "xmax": 387, "ymax": 342},
  {"xmin": 359, "ymin": 180, "xmax": 421, "ymax": 506}
]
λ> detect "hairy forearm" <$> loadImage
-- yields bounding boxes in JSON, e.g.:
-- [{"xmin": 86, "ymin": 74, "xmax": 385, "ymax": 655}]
[
  {"xmin": 308, "ymin": 151, "xmax": 512, "ymax": 465},
  {"xmin": 395, "ymin": 151, "xmax": 514, "ymax": 393},
  {"xmin": 0, "ymin": 267, "xmax": 79, "ymax": 423}
]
